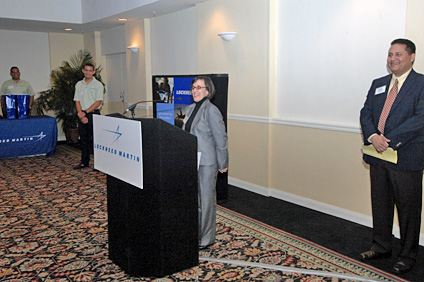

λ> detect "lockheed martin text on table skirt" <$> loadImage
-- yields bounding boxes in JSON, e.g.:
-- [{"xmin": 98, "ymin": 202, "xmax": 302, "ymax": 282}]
[{"xmin": 0, "ymin": 116, "xmax": 57, "ymax": 159}]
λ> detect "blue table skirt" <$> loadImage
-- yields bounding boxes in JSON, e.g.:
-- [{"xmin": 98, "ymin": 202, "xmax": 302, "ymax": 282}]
[{"xmin": 0, "ymin": 116, "xmax": 58, "ymax": 159}]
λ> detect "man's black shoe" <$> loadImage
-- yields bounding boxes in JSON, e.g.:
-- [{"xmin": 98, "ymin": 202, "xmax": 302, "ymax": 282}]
[
  {"xmin": 73, "ymin": 163, "xmax": 89, "ymax": 170},
  {"xmin": 359, "ymin": 250, "xmax": 391, "ymax": 261},
  {"xmin": 392, "ymin": 259, "xmax": 414, "ymax": 275}
]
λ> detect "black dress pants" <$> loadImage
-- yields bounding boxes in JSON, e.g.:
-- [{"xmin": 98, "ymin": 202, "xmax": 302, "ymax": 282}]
[
  {"xmin": 370, "ymin": 161, "xmax": 422, "ymax": 262},
  {"xmin": 78, "ymin": 110, "xmax": 100, "ymax": 165}
]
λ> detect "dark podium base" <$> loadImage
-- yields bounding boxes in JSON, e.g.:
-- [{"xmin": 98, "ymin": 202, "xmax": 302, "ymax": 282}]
[{"xmin": 107, "ymin": 117, "xmax": 198, "ymax": 277}]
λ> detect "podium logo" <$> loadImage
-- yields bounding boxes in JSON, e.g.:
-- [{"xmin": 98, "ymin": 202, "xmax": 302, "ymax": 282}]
[
  {"xmin": 104, "ymin": 125, "xmax": 123, "ymax": 144},
  {"xmin": 94, "ymin": 123, "xmax": 141, "ymax": 163}
]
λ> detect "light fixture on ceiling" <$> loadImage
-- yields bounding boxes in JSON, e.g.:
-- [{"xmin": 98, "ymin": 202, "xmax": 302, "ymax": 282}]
[
  {"xmin": 218, "ymin": 31, "xmax": 237, "ymax": 41},
  {"xmin": 127, "ymin": 46, "xmax": 139, "ymax": 53},
  {"xmin": 118, "ymin": 18, "xmax": 128, "ymax": 22},
  {"xmin": 64, "ymin": 28, "xmax": 73, "ymax": 31}
]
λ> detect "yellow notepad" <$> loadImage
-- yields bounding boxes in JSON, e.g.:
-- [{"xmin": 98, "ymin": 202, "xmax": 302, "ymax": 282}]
[{"xmin": 362, "ymin": 145, "xmax": 398, "ymax": 164}]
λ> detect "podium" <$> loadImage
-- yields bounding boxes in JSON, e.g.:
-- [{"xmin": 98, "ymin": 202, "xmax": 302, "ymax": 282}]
[{"xmin": 106, "ymin": 115, "xmax": 199, "ymax": 277}]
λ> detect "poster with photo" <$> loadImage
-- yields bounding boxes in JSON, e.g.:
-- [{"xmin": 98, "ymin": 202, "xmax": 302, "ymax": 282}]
[{"xmin": 153, "ymin": 76, "xmax": 195, "ymax": 127}]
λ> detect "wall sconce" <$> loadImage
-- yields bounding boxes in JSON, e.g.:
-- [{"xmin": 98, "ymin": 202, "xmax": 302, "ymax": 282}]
[
  {"xmin": 218, "ymin": 32, "xmax": 237, "ymax": 41},
  {"xmin": 127, "ymin": 46, "xmax": 139, "ymax": 53}
]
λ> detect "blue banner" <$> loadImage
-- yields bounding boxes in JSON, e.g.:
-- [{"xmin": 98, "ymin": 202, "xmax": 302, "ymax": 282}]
[
  {"xmin": 174, "ymin": 77, "xmax": 194, "ymax": 105},
  {"xmin": 156, "ymin": 103, "xmax": 176, "ymax": 125}
]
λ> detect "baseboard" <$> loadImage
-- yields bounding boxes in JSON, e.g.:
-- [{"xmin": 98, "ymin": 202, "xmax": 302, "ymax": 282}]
[
  {"xmin": 228, "ymin": 178, "xmax": 270, "ymax": 197},
  {"xmin": 228, "ymin": 177, "xmax": 424, "ymax": 246}
]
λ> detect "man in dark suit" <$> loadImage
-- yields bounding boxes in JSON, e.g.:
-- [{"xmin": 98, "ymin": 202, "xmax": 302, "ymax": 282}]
[{"xmin": 360, "ymin": 38, "xmax": 424, "ymax": 274}]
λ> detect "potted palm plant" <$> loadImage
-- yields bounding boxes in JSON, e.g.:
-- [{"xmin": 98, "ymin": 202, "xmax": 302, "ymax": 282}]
[{"xmin": 34, "ymin": 50, "xmax": 104, "ymax": 144}]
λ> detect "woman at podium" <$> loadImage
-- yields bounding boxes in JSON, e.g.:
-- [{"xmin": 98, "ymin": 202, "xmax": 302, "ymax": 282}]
[{"xmin": 183, "ymin": 76, "xmax": 229, "ymax": 249}]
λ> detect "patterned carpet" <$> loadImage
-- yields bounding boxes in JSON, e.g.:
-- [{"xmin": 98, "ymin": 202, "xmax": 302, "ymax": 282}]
[{"xmin": 0, "ymin": 145, "xmax": 408, "ymax": 281}]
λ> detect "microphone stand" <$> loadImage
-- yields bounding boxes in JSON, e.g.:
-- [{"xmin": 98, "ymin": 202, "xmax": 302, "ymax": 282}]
[
  {"xmin": 122, "ymin": 100, "xmax": 164, "ymax": 118},
  {"xmin": 122, "ymin": 98, "xmax": 183, "ymax": 118}
]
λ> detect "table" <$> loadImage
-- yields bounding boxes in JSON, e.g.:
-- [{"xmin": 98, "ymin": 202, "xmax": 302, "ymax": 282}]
[{"xmin": 0, "ymin": 116, "xmax": 57, "ymax": 159}]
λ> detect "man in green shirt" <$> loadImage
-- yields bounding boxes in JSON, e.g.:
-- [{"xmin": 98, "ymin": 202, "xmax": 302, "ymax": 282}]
[
  {"xmin": 1, "ymin": 66, "xmax": 35, "ymax": 117},
  {"xmin": 73, "ymin": 63, "xmax": 104, "ymax": 169}
]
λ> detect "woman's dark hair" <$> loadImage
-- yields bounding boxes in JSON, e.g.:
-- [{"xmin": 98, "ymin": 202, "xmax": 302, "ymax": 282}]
[{"xmin": 191, "ymin": 76, "xmax": 215, "ymax": 99}]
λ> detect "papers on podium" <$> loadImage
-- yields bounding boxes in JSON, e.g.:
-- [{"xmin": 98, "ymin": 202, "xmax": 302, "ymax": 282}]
[{"xmin": 362, "ymin": 145, "xmax": 398, "ymax": 164}]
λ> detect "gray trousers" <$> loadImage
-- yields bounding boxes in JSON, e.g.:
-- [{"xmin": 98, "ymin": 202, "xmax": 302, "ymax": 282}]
[{"xmin": 198, "ymin": 165, "xmax": 218, "ymax": 247}]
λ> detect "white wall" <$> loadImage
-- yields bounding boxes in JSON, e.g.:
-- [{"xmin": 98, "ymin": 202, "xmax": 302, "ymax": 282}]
[
  {"xmin": 150, "ymin": 7, "xmax": 197, "ymax": 76},
  {"xmin": 276, "ymin": 0, "xmax": 407, "ymax": 129},
  {"xmin": 82, "ymin": 0, "xmax": 155, "ymax": 23},
  {"xmin": 125, "ymin": 19, "xmax": 149, "ymax": 105},
  {"xmin": 0, "ymin": 0, "xmax": 81, "ymax": 23},
  {"xmin": 0, "ymin": 30, "xmax": 51, "ymax": 93},
  {"xmin": 196, "ymin": 0, "xmax": 270, "ymax": 117},
  {"xmin": 49, "ymin": 33, "xmax": 84, "ymax": 71},
  {"xmin": 101, "ymin": 25, "xmax": 127, "ymax": 55}
]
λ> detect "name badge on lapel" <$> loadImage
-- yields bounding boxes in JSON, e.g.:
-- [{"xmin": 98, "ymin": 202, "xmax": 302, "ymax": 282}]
[{"xmin": 375, "ymin": 85, "xmax": 386, "ymax": 95}]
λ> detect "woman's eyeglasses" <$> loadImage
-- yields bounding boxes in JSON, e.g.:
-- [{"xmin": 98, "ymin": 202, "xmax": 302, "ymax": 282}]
[{"xmin": 191, "ymin": 86, "xmax": 206, "ymax": 91}]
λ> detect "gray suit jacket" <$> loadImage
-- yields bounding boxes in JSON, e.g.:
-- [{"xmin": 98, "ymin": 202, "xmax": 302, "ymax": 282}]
[{"xmin": 183, "ymin": 99, "xmax": 228, "ymax": 169}]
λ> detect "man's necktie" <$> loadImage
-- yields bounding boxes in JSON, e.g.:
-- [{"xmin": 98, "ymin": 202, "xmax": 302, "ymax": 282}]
[{"xmin": 378, "ymin": 79, "xmax": 399, "ymax": 134}]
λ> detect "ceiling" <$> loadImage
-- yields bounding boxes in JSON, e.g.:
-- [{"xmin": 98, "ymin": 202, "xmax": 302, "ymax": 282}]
[{"xmin": 0, "ymin": 0, "xmax": 210, "ymax": 34}]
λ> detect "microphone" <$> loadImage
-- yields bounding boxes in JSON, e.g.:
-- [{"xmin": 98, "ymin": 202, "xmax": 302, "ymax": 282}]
[
  {"xmin": 122, "ymin": 98, "xmax": 182, "ymax": 117},
  {"xmin": 122, "ymin": 100, "xmax": 163, "ymax": 115}
]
